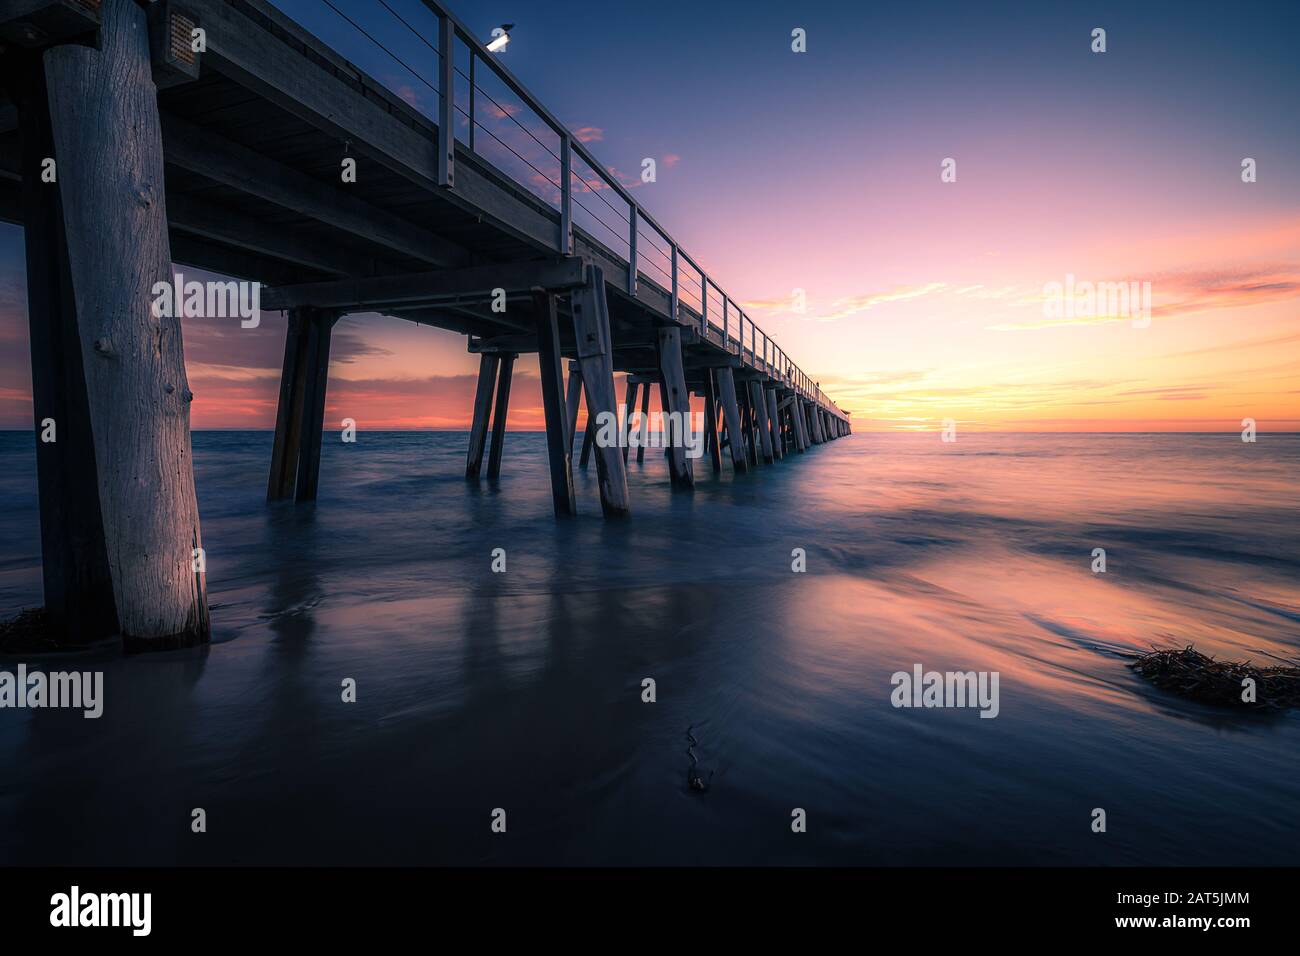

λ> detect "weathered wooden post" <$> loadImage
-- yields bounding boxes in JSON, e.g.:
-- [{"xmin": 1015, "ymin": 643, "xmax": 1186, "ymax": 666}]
[
  {"xmin": 533, "ymin": 291, "xmax": 576, "ymax": 516},
  {"xmin": 564, "ymin": 361, "xmax": 582, "ymax": 456},
  {"xmin": 704, "ymin": 370, "xmax": 722, "ymax": 474},
  {"xmin": 485, "ymin": 352, "xmax": 514, "ymax": 480},
  {"xmin": 636, "ymin": 376, "xmax": 650, "ymax": 464},
  {"xmin": 750, "ymin": 382, "xmax": 773, "ymax": 463},
  {"xmin": 656, "ymin": 324, "xmax": 694, "ymax": 488},
  {"xmin": 622, "ymin": 378, "xmax": 638, "ymax": 465},
  {"xmin": 571, "ymin": 264, "xmax": 630, "ymax": 516},
  {"xmin": 465, "ymin": 353, "xmax": 500, "ymax": 478},
  {"xmin": 766, "ymin": 388, "xmax": 783, "ymax": 460},
  {"xmin": 292, "ymin": 309, "xmax": 337, "ymax": 502},
  {"xmin": 715, "ymin": 367, "xmax": 747, "ymax": 473},
  {"xmin": 11, "ymin": 0, "xmax": 210, "ymax": 649}
]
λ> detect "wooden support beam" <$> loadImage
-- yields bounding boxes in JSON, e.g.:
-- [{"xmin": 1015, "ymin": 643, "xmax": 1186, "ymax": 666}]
[
  {"xmin": 636, "ymin": 375, "xmax": 650, "ymax": 464},
  {"xmin": 809, "ymin": 401, "xmax": 825, "ymax": 444},
  {"xmin": 262, "ymin": 257, "xmax": 587, "ymax": 312},
  {"xmin": 751, "ymin": 381, "xmax": 774, "ymax": 464},
  {"xmin": 767, "ymin": 388, "xmax": 783, "ymax": 460},
  {"xmin": 160, "ymin": 112, "xmax": 472, "ymax": 269},
  {"xmin": 622, "ymin": 379, "xmax": 637, "ymax": 465},
  {"xmin": 9, "ymin": 42, "xmax": 118, "ymax": 646},
  {"xmin": 714, "ymin": 366, "xmax": 747, "ymax": 473},
  {"xmin": 656, "ymin": 324, "xmax": 694, "ymax": 488},
  {"xmin": 790, "ymin": 397, "xmax": 808, "ymax": 452},
  {"xmin": 465, "ymin": 353, "xmax": 499, "ymax": 479},
  {"xmin": 25, "ymin": 0, "xmax": 210, "ymax": 649},
  {"xmin": 564, "ymin": 361, "xmax": 582, "ymax": 456},
  {"xmin": 486, "ymin": 352, "xmax": 514, "ymax": 480},
  {"xmin": 571, "ymin": 264, "xmax": 630, "ymax": 516},
  {"xmin": 534, "ymin": 291, "xmax": 576, "ymax": 516},
  {"xmin": 704, "ymin": 368, "xmax": 722, "ymax": 474},
  {"xmin": 267, "ymin": 308, "xmax": 310, "ymax": 500},
  {"xmin": 294, "ymin": 309, "xmax": 336, "ymax": 502},
  {"xmin": 579, "ymin": 415, "xmax": 594, "ymax": 470}
]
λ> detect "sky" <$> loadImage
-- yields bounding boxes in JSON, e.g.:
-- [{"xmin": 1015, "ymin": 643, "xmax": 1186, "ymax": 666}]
[{"xmin": 1, "ymin": 0, "xmax": 1297, "ymax": 431}]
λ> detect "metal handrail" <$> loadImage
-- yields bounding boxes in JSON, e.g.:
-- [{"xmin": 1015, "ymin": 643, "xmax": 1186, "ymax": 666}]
[{"xmin": 419, "ymin": 0, "xmax": 843, "ymax": 419}]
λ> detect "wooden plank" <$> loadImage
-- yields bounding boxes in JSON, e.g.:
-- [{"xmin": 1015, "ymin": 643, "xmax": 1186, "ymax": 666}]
[
  {"xmin": 571, "ymin": 264, "xmax": 630, "ymax": 516},
  {"xmin": 534, "ymin": 291, "xmax": 576, "ymax": 516},
  {"xmin": 656, "ymin": 324, "xmax": 694, "ymax": 488},
  {"xmin": 486, "ymin": 352, "xmax": 513, "ymax": 480},
  {"xmin": 44, "ymin": 0, "xmax": 209, "ymax": 648},
  {"xmin": 714, "ymin": 366, "xmax": 747, "ymax": 473},
  {"xmin": 465, "ymin": 353, "xmax": 498, "ymax": 479},
  {"xmin": 622, "ymin": 379, "xmax": 637, "ymax": 465}
]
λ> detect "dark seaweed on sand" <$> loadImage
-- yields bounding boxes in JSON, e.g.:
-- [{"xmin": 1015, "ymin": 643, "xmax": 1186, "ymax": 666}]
[{"xmin": 1130, "ymin": 645, "xmax": 1300, "ymax": 711}]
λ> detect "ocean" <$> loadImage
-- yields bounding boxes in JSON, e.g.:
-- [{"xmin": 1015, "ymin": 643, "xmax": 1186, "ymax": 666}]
[{"xmin": 1, "ymin": 429, "xmax": 1297, "ymax": 865}]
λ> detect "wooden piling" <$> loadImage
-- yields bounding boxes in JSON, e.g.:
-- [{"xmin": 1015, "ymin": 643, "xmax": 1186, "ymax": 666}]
[
  {"xmin": 20, "ymin": 0, "xmax": 210, "ymax": 648},
  {"xmin": 751, "ymin": 381, "xmax": 774, "ymax": 463},
  {"xmin": 767, "ymin": 388, "xmax": 783, "ymax": 460},
  {"xmin": 268, "ymin": 308, "xmax": 311, "ymax": 500},
  {"xmin": 486, "ymin": 352, "xmax": 514, "ymax": 480},
  {"xmin": 656, "ymin": 325, "xmax": 694, "ymax": 488},
  {"xmin": 294, "ymin": 310, "xmax": 336, "ymax": 502},
  {"xmin": 715, "ymin": 367, "xmax": 747, "ymax": 473},
  {"xmin": 564, "ymin": 361, "xmax": 582, "ymax": 456},
  {"xmin": 533, "ymin": 291, "xmax": 576, "ymax": 516},
  {"xmin": 636, "ymin": 375, "xmax": 650, "ymax": 464},
  {"xmin": 465, "ymin": 352, "xmax": 500, "ymax": 479},
  {"xmin": 571, "ymin": 264, "xmax": 631, "ymax": 516},
  {"xmin": 623, "ymin": 379, "xmax": 637, "ymax": 465},
  {"xmin": 704, "ymin": 369, "xmax": 722, "ymax": 474}
]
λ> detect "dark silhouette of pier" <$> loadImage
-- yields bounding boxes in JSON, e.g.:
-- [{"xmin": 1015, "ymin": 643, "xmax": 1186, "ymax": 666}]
[{"xmin": 0, "ymin": 0, "xmax": 850, "ymax": 650}]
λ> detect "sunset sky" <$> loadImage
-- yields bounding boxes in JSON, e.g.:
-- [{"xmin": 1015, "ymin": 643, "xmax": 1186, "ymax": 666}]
[{"xmin": 1, "ymin": 0, "xmax": 1296, "ymax": 431}]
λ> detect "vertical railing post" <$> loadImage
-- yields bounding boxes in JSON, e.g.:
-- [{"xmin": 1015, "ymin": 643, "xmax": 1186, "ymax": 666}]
[
  {"xmin": 723, "ymin": 297, "xmax": 729, "ymax": 349},
  {"xmin": 468, "ymin": 50, "xmax": 475, "ymax": 152},
  {"xmin": 437, "ymin": 14, "xmax": 454, "ymax": 187},
  {"xmin": 559, "ymin": 133, "xmax": 572, "ymax": 254},
  {"xmin": 671, "ymin": 243, "xmax": 678, "ymax": 322},
  {"xmin": 628, "ymin": 205, "xmax": 638, "ymax": 296},
  {"xmin": 700, "ymin": 275, "xmax": 708, "ymax": 335}
]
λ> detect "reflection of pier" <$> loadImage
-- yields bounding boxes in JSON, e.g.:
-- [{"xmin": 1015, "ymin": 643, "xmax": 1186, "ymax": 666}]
[{"xmin": 0, "ymin": 0, "xmax": 849, "ymax": 649}]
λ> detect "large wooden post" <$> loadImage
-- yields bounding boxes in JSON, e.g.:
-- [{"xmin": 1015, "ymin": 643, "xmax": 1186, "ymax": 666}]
[
  {"xmin": 465, "ymin": 353, "xmax": 500, "ymax": 478},
  {"xmin": 790, "ymin": 398, "xmax": 808, "ymax": 452},
  {"xmin": 534, "ymin": 291, "xmax": 576, "ymax": 516},
  {"xmin": 751, "ymin": 381, "xmax": 773, "ymax": 463},
  {"xmin": 571, "ymin": 264, "xmax": 630, "ymax": 517},
  {"xmin": 486, "ymin": 352, "xmax": 514, "ymax": 480},
  {"xmin": 656, "ymin": 325, "xmax": 694, "ymax": 488},
  {"xmin": 8, "ymin": 48, "xmax": 117, "ymax": 644},
  {"xmin": 714, "ymin": 367, "xmax": 747, "ymax": 473},
  {"xmin": 809, "ymin": 400, "xmax": 825, "ymax": 444},
  {"xmin": 13, "ymin": 0, "xmax": 210, "ymax": 648},
  {"xmin": 294, "ymin": 310, "xmax": 336, "ymax": 502}
]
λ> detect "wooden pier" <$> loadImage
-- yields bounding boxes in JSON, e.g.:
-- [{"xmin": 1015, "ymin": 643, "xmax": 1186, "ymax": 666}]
[{"xmin": 0, "ymin": 0, "xmax": 851, "ymax": 650}]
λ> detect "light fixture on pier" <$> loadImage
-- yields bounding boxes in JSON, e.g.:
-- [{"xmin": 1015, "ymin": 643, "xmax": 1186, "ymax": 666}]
[{"xmin": 486, "ymin": 23, "xmax": 513, "ymax": 52}]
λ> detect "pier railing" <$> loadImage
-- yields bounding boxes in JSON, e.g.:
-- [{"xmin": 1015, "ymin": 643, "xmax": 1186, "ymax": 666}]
[{"xmin": 308, "ymin": 0, "xmax": 843, "ymax": 419}]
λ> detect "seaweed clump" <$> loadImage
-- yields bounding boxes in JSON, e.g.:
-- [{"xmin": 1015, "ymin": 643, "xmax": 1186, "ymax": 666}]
[{"xmin": 1130, "ymin": 645, "xmax": 1300, "ymax": 712}]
